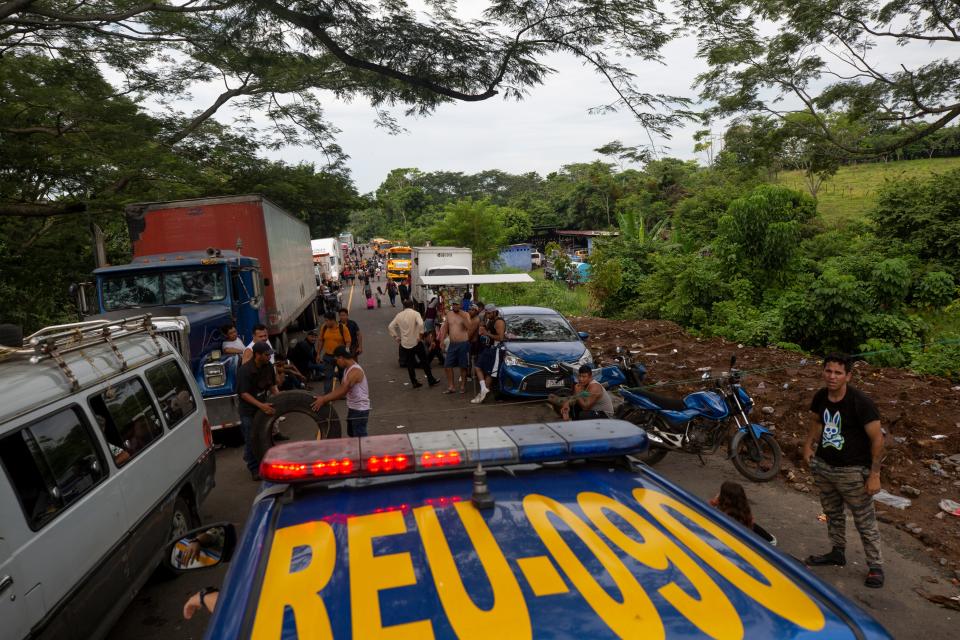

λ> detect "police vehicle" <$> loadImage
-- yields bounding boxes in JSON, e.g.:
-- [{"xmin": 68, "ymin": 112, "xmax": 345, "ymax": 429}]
[{"xmin": 167, "ymin": 420, "xmax": 891, "ymax": 639}]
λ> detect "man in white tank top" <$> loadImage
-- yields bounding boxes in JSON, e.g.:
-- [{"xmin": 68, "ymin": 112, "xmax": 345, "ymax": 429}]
[{"xmin": 310, "ymin": 345, "xmax": 370, "ymax": 437}]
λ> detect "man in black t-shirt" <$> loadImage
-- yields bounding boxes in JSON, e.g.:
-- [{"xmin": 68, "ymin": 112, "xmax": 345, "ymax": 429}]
[
  {"xmin": 338, "ymin": 308, "xmax": 363, "ymax": 360},
  {"xmin": 803, "ymin": 353, "xmax": 885, "ymax": 588},
  {"xmin": 290, "ymin": 330, "xmax": 320, "ymax": 381},
  {"xmin": 237, "ymin": 341, "xmax": 277, "ymax": 480}
]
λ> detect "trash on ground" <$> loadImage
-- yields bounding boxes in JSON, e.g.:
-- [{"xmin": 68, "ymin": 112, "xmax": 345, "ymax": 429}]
[
  {"xmin": 939, "ymin": 499, "xmax": 960, "ymax": 517},
  {"xmin": 915, "ymin": 589, "xmax": 960, "ymax": 611},
  {"xmin": 873, "ymin": 490, "xmax": 912, "ymax": 510},
  {"xmin": 817, "ymin": 513, "xmax": 828, "ymax": 523},
  {"xmin": 396, "ymin": 425, "xmax": 406, "ymax": 429},
  {"xmin": 932, "ymin": 434, "xmax": 947, "ymax": 440},
  {"xmin": 901, "ymin": 484, "xmax": 922, "ymax": 498}
]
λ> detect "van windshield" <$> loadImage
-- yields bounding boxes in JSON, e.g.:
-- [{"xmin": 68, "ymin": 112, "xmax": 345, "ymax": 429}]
[
  {"xmin": 426, "ymin": 268, "xmax": 470, "ymax": 276},
  {"xmin": 101, "ymin": 268, "xmax": 227, "ymax": 310}
]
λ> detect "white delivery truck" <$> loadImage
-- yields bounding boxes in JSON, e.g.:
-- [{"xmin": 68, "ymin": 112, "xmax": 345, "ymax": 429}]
[
  {"xmin": 411, "ymin": 246, "xmax": 472, "ymax": 311},
  {"xmin": 311, "ymin": 237, "xmax": 342, "ymax": 282}
]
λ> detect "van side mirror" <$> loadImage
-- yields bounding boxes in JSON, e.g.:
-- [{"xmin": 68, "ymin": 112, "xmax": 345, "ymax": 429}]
[
  {"xmin": 577, "ymin": 332, "xmax": 589, "ymax": 340},
  {"xmin": 164, "ymin": 523, "xmax": 237, "ymax": 574}
]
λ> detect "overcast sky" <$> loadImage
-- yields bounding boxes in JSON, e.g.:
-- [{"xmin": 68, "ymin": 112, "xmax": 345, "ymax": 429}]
[
  {"xmin": 175, "ymin": 5, "xmax": 949, "ymax": 196},
  {"xmin": 262, "ymin": 35, "xmax": 709, "ymax": 195}
]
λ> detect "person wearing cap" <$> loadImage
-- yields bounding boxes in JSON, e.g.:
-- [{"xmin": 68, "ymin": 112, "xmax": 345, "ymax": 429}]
[
  {"xmin": 560, "ymin": 365, "xmax": 614, "ymax": 421},
  {"xmin": 318, "ymin": 312, "xmax": 352, "ymax": 394},
  {"xmin": 471, "ymin": 303, "xmax": 506, "ymax": 404},
  {"xmin": 311, "ymin": 346, "xmax": 370, "ymax": 437},
  {"xmin": 237, "ymin": 341, "xmax": 277, "ymax": 480},
  {"xmin": 289, "ymin": 329, "xmax": 321, "ymax": 381}
]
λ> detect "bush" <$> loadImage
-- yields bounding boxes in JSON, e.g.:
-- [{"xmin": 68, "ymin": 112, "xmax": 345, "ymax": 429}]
[
  {"xmin": 870, "ymin": 258, "xmax": 911, "ymax": 309},
  {"xmin": 913, "ymin": 271, "xmax": 957, "ymax": 308},
  {"xmin": 910, "ymin": 335, "xmax": 960, "ymax": 381},
  {"xmin": 871, "ymin": 168, "xmax": 960, "ymax": 273},
  {"xmin": 858, "ymin": 338, "xmax": 910, "ymax": 368}
]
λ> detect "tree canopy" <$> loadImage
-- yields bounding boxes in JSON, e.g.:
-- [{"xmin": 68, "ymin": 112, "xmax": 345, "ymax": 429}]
[{"xmin": 686, "ymin": 0, "xmax": 960, "ymax": 154}]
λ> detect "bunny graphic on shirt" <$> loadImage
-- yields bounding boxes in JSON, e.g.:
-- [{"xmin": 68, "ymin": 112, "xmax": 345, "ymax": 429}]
[{"xmin": 821, "ymin": 409, "xmax": 845, "ymax": 450}]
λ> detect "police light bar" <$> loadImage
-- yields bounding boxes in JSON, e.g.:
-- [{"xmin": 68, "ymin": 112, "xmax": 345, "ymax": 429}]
[{"xmin": 259, "ymin": 420, "xmax": 647, "ymax": 483}]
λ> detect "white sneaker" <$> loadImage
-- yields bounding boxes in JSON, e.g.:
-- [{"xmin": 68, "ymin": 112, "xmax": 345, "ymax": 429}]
[{"xmin": 471, "ymin": 390, "xmax": 488, "ymax": 404}]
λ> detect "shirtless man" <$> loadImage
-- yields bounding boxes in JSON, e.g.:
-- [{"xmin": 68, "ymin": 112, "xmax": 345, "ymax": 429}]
[{"xmin": 440, "ymin": 301, "xmax": 472, "ymax": 393}]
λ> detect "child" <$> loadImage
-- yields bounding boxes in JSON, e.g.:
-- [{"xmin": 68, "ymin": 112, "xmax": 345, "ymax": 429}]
[{"xmin": 709, "ymin": 481, "xmax": 777, "ymax": 545}]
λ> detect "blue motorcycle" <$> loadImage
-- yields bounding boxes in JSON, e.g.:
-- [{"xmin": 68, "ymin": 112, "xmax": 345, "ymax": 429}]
[{"xmin": 616, "ymin": 355, "xmax": 782, "ymax": 482}]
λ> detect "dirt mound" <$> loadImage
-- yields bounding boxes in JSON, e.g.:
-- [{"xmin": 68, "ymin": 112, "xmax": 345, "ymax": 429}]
[{"xmin": 572, "ymin": 316, "xmax": 960, "ymax": 573}]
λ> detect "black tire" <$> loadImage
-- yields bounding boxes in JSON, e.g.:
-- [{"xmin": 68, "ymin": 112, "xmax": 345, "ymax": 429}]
[
  {"xmin": 730, "ymin": 431, "xmax": 782, "ymax": 482},
  {"xmin": 615, "ymin": 405, "xmax": 669, "ymax": 465},
  {"xmin": 250, "ymin": 390, "xmax": 342, "ymax": 461},
  {"xmin": 156, "ymin": 495, "xmax": 197, "ymax": 578},
  {"xmin": 0, "ymin": 323, "xmax": 23, "ymax": 347}
]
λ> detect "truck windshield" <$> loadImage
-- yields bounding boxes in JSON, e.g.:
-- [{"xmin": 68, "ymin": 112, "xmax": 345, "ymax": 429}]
[
  {"xmin": 101, "ymin": 269, "xmax": 227, "ymax": 310},
  {"xmin": 504, "ymin": 314, "xmax": 578, "ymax": 342},
  {"xmin": 426, "ymin": 268, "xmax": 470, "ymax": 276}
]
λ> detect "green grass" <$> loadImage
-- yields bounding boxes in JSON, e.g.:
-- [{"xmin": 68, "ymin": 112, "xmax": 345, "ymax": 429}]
[{"xmin": 777, "ymin": 156, "xmax": 960, "ymax": 225}]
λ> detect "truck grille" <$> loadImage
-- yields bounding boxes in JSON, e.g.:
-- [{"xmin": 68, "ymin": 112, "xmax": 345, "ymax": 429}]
[{"xmin": 156, "ymin": 329, "xmax": 187, "ymax": 358}]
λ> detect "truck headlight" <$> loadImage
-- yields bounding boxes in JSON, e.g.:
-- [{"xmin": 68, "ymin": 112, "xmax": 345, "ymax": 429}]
[
  {"xmin": 204, "ymin": 362, "xmax": 226, "ymax": 387},
  {"xmin": 503, "ymin": 352, "xmax": 521, "ymax": 367},
  {"xmin": 576, "ymin": 350, "xmax": 593, "ymax": 367}
]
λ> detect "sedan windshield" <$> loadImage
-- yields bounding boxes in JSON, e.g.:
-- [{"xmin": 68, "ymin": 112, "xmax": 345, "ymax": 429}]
[
  {"xmin": 504, "ymin": 314, "xmax": 578, "ymax": 342},
  {"xmin": 101, "ymin": 269, "xmax": 226, "ymax": 310}
]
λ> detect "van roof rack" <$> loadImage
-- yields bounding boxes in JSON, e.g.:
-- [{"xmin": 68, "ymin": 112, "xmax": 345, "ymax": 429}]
[{"xmin": 6, "ymin": 314, "xmax": 167, "ymax": 390}]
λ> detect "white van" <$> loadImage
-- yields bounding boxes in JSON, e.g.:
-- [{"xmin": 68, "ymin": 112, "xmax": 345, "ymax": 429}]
[
  {"xmin": 531, "ymin": 250, "xmax": 543, "ymax": 268},
  {"xmin": 0, "ymin": 316, "xmax": 216, "ymax": 640}
]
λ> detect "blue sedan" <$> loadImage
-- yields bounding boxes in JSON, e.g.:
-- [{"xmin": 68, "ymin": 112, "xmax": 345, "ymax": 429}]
[{"xmin": 495, "ymin": 306, "xmax": 593, "ymax": 397}]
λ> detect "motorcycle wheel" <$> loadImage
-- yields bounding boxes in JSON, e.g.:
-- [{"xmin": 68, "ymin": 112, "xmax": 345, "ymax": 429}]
[
  {"xmin": 730, "ymin": 431, "xmax": 781, "ymax": 482},
  {"xmin": 614, "ymin": 405, "xmax": 668, "ymax": 466}
]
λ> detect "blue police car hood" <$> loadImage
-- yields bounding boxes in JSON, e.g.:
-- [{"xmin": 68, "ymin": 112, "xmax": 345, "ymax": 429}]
[
  {"xmin": 225, "ymin": 466, "xmax": 890, "ymax": 640},
  {"xmin": 502, "ymin": 340, "xmax": 587, "ymax": 365}
]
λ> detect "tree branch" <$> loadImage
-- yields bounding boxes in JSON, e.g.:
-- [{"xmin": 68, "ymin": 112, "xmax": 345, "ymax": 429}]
[{"xmin": 0, "ymin": 201, "xmax": 86, "ymax": 217}]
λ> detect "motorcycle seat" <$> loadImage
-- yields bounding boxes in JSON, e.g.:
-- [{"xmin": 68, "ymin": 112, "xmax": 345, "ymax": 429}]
[{"xmin": 624, "ymin": 388, "xmax": 687, "ymax": 411}]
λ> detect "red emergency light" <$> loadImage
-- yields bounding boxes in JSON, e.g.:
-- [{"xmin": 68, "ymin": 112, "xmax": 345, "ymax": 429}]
[
  {"xmin": 420, "ymin": 450, "xmax": 461, "ymax": 467},
  {"xmin": 258, "ymin": 421, "xmax": 648, "ymax": 484}
]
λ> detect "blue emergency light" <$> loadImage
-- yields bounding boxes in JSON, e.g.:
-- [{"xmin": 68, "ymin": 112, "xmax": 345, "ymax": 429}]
[{"xmin": 259, "ymin": 419, "xmax": 648, "ymax": 483}]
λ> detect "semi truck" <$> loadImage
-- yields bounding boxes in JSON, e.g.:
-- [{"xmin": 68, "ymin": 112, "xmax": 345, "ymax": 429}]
[
  {"xmin": 311, "ymin": 237, "xmax": 342, "ymax": 282},
  {"xmin": 338, "ymin": 232, "xmax": 354, "ymax": 251},
  {"xmin": 410, "ymin": 246, "xmax": 472, "ymax": 311},
  {"xmin": 87, "ymin": 194, "xmax": 318, "ymax": 430}
]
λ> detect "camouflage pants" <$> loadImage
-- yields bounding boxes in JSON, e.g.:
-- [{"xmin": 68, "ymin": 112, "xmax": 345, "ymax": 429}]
[{"xmin": 812, "ymin": 458, "xmax": 883, "ymax": 567}]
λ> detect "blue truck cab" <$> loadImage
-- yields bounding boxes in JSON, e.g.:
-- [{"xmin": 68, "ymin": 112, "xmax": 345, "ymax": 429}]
[
  {"xmin": 167, "ymin": 420, "xmax": 891, "ymax": 639},
  {"xmin": 92, "ymin": 249, "xmax": 265, "ymax": 429}
]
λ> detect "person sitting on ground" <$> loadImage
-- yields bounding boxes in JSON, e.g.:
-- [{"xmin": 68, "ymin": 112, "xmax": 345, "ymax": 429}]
[
  {"xmin": 558, "ymin": 365, "xmax": 615, "ymax": 420},
  {"xmin": 709, "ymin": 480, "xmax": 777, "ymax": 545},
  {"xmin": 274, "ymin": 354, "xmax": 307, "ymax": 391}
]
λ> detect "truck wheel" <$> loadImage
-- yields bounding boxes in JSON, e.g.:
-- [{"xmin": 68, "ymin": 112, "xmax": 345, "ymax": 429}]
[
  {"xmin": 0, "ymin": 323, "xmax": 23, "ymax": 347},
  {"xmin": 251, "ymin": 390, "xmax": 342, "ymax": 460}
]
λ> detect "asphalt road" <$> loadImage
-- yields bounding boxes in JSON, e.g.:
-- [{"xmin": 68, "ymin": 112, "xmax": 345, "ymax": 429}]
[{"xmin": 106, "ymin": 272, "xmax": 956, "ymax": 639}]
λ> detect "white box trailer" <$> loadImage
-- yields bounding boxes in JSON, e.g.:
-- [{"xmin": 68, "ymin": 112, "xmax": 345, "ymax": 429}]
[
  {"xmin": 411, "ymin": 246, "xmax": 472, "ymax": 309},
  {"xmin": 311, "ymin": 237, "xmax": 342, "ymax": 281}
]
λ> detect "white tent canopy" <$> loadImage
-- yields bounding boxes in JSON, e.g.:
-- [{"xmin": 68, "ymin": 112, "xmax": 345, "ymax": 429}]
[{"xmin": 419, "ymin": 273, "xmax": 534, "ymax": 286}]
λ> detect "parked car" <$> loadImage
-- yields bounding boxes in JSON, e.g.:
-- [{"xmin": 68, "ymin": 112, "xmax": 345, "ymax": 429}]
[
  {"xmin": 166, "ymin": 421, "xmax": 891, "ymax": 639},
  {"xmin": 0, "ymin": 316, "xmax": 215, "ymax": 640},
  {"xmin": 494, "ymin": 306, "xmax": 594, "ymax": 397}
]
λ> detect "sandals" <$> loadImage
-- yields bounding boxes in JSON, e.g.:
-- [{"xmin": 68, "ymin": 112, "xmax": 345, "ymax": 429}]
[{"xmin": 442, "ymin": 388, "xmax": 456, "ymax": 394}]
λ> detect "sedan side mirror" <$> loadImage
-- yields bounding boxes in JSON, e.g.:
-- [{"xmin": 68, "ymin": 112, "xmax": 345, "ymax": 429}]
[
  {"xmin": 163, "ymin": 523, "xmax": 237, "ymax": 574},
  {"xmin": 577, "ymin": 331, "xmax": 589, "ymax": 341}
]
